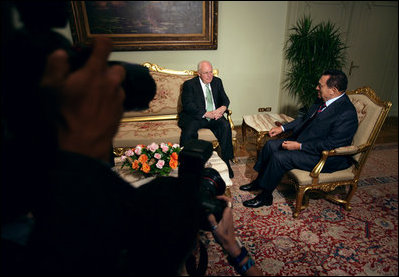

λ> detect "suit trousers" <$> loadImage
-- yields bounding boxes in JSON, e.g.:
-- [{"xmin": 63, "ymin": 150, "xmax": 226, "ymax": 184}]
[
  {"xmin": 179, "ymin": 117, "xmax": 234, "ymax": 161},
  {"xmin": 254, "ymin": 139, "xmax": 353, "ymax": 193}
]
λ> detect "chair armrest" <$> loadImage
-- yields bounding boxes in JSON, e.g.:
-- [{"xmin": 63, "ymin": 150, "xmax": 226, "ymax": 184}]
[
  {"xmin": 225, "ymin": 109, "xmax": 235, "ymax": 130},
  {"xmin": 310, "ymin": 143, "xmax": 371, "ymax": 178}
]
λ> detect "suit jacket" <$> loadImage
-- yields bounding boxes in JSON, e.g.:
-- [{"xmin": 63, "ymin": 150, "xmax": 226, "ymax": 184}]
[
  {"xmin": 283, "ymin": 94, "xmax": 358, "ymax": 156},
  {"xmin": 178, "ymin": 76, "xmax": 230, "ymax": 127}
]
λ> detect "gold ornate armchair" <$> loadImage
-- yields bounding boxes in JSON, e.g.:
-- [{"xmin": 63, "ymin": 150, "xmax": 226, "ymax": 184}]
[{"xmin": 286, "ymin": 87, "xmax": 392, "ymax": 218}]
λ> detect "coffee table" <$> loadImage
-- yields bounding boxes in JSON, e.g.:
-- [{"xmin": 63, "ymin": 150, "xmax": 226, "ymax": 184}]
[{"xmin": 113, "ymin": 151, "xmax": 232, "ymax": 189}]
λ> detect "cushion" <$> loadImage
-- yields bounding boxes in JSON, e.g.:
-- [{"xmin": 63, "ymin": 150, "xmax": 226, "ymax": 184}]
[
  {"xmin": 349, "ymin": 94, "xmax": 383, "ymax": 162},
  {"xmin": 288, "ymin": 166, "xmax": 355, "ymax": 186},
  {"xmin": 113, "ymin": 120, "xmax": 235, "ymax": 147}
]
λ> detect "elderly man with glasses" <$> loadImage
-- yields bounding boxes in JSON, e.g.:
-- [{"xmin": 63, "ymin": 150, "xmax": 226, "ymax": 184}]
[{"xmin": 178, "ymin": 60, "xmax": 235, "ymax": 178}]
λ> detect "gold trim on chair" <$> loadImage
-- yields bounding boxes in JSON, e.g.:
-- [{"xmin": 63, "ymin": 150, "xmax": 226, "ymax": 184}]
[
  {"xmin": 287, "ymin": 86, "xmax": 392, "ymax": 218},
  {"xmin": 142, "ymin": 62, "xmax": 219, "ymax": 77}
]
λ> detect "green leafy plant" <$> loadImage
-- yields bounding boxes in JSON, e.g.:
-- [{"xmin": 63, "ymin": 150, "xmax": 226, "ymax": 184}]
[{"xmin": 283, "ymin": 15, "xmax": 348, "ymax": 110}]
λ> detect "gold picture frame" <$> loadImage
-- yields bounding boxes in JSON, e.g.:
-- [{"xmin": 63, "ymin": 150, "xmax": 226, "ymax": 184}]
[{"xmin": 68, "ymin": 1, "xmax": 218, "ymax": 51}]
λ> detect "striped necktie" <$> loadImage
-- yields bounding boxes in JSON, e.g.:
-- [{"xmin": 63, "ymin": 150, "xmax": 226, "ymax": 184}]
[{"xmin": 317, "ymin": 102, "xmax": 326, "ymax": 113}]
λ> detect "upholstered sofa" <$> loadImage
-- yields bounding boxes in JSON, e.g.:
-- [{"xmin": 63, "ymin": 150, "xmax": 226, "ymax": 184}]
[{"xmin": 113, "ymin": 62, "xmax": 237, "ymax": 157}]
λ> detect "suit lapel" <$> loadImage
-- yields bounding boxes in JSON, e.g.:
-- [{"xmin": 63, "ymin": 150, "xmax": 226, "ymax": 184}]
[
  {"xmin": 195, "ymin": 77, "xmax": 206, "ymax": 109},
  {"xmin": 318, "ymin": 94, "xmax": 348, "ymax": 119}
]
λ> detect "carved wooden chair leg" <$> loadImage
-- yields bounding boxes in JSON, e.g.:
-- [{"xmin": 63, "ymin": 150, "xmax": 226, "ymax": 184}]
[
  {"xmin": 344, "ymin": 182, "xmax": 358, "ymax": 211},
  {"xmin": 294, "ymin": 186, "xmax": 307, "ymax": 218},
  {"xmin": 232, "ymin": 137, "xmax": 238, "ymax": 164},
  {"xmin": 241, "ymin": 120, "xmax": 247, "ymax": 147},
  {"xmin": 256, "ymin": 132, "xmax": 267, "ymax": 157}
]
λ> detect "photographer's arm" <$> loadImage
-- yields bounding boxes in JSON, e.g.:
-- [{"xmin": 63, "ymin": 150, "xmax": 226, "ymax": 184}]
[
  {"xmin": 208, "ymin": 196, "xmax": 263, "ymax": 276},
  {"xmin": 40, "ymin": 38, "xmax": 126, "ymax": 163}
]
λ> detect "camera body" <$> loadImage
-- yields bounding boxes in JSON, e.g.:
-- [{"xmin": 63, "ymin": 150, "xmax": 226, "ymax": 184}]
[
  {"xmin": 10, "ymin": 1, "xmax": 156, "ymax": 113},
  {"xmin": 178, "ymin": 140, "xmax": 227, "ymax": 231},
  {"xmin": 70, "ymin": 46, "xmax": 156, "ymax": 112}
]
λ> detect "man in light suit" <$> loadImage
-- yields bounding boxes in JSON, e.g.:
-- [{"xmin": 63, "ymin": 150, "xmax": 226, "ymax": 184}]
[
  {"xmin": 240, "ymin": 69, "xmax": 358, "ymax": 208},
  {"xmin": 178, "ymin": 61, "xmax": 235, "ymax": 178}
]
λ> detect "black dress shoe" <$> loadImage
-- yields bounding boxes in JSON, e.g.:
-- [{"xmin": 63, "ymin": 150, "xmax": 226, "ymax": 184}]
[
  {"xmin": 243, "ymin": 193, "xmax": 273, "ymax": 208},
  {"xmin": 239, "ymin": 180, "xmax": 260, "ymax": 191}
]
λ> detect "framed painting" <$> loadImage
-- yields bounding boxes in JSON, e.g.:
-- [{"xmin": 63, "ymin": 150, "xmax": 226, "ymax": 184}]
[{"xmin": 68, "ymin": 1, "xmax": 218, "ymax": 51}]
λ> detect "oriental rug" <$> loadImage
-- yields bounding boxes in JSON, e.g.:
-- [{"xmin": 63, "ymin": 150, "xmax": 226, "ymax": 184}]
[{"xmin": 202, "ymin": 143, "xmax": 398, "ymax": 276}]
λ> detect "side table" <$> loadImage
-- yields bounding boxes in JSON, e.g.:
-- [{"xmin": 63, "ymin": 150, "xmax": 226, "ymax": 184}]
[{"xmin": 242, "ymin": 112, "xmax": 294, "ymax": 155}]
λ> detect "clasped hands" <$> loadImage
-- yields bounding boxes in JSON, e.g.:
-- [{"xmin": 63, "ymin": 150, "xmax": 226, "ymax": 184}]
[
  {"xmin": 269, "ymin": 126, "xmax": 301, "ymax": 150},
  {"xmin": 205, "ymin": 106, "xmax": 227, "ymax": 120}
]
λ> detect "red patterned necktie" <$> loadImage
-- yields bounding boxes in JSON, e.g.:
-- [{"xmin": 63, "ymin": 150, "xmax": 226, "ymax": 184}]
[{"xmin": 317, "ymin": 102, "xmax": 326, "ymax": 113}]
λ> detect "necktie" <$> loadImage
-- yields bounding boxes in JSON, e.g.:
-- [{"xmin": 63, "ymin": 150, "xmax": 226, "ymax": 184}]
[
  {"xmin": 303, "ymin": 102, "xmax": 326, "ymax": 132},
  {"xmin": 317, "ymin": 102, "xmax": 326, "ymax": 113},
  {"xmin": 205, "ymin": 84, "xmax": 214, "ymax": 120}
]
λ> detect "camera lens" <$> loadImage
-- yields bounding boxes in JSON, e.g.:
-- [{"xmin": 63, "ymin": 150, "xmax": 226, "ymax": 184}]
[
  {"xmin": 201, "ymin": 167, "xmax": 226, "ymax": 196},
  {"xmin": 199, "ymin": 168, "xmax": 227, "ymax": 231},
  {"xmin": 108, "ymin": 61, "xmax": 157, "ymax": 112}
]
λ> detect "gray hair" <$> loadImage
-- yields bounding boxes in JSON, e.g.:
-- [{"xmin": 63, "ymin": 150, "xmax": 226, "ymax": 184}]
[{"xmin": 197, "ymin": 60, "xmax": 212, "ymax": 72}]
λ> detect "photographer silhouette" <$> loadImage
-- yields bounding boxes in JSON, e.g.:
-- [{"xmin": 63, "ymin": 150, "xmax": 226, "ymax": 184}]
[{"xmin": 1, "ymin": 2, "xmax": 261, "ymax": 276}]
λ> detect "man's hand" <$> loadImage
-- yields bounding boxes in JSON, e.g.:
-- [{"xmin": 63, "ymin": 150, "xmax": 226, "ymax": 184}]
[
  {"xmin": 41, "ymin": 37, "xmax": 126, "ymax": 162},
  {"xmin": 205, "ymin": 106, "xmax": 226, "ymax": 120},
  {"xmin": 282, "ymin": 140, "xmax": 301, "ymax": 150},
  {"xmin": 207, "ymin": 196, "xmax": 239, "ymax": 257},
  {"xmin": 214, "ymin": 105, "xmax": 227, "ymax": 120},
  {"xmin": 269, "ymin": 126, "xmax": 283, "ymax": 137},
  {"xmin": 205, "ymin": 110, "xmax": 216, "ymax": 119}
]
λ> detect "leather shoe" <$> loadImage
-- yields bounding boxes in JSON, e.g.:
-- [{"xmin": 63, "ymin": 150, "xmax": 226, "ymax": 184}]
[
  {"xmin": 243, "ymin": 193, "xmax": 273, "ymax": 208},
  {"xmin": 239, "ymin": 180, "xmax": 260, "ymax": 191}
]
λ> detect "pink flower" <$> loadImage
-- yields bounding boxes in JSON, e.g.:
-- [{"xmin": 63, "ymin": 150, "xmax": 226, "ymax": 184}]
[
  {"xmin": 125, "ymin": 149, "xmax": 134, "ymax": 156},
  {"xmin": 160, "ymin": 143, "xmax": 168, "ymax": 148},
  {"xmin": 154, "ymin": 153, "xmax": 162, "ymax": 159},
  {"xmin": 156, "ymin": 160, "xmax": 165, "ymax": 169},
  {"xmin": 161, "ymin": 145, "xmax": 169, "ymax": 153},
  {"xmin": 147, "ymin": 142, "xmax": 159, "ymax": 152},
  {"xmin": 134, "ymin": 145, "xmax": 142, "ymax": 155}
]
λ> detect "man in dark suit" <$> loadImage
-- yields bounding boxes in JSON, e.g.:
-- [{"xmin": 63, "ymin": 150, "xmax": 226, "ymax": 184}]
[
  {"xmin": 240, "ymin": 69, "xmax": 358, "ymax": 208},
  {"xmin": 178, "ymin": 60, "xmax": 235, "ymax": 178}
]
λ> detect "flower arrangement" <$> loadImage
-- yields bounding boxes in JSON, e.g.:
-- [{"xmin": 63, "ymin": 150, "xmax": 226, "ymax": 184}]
[{"xmin": 120, "ymin": 142, "xmax": 182, "ymax": 177}]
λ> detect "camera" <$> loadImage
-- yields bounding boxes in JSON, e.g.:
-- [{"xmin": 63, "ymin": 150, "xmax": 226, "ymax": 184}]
[
  {"xmin": 70, "ymin": 46, "xmax": 156, "ymax": 112},
  {"xmin": 178, "ymin": 140, "xmax": 227, "ymax": 231},
  {"xmin": 10, "ymin": 1, "xmax": 156, "ymax": 113}
]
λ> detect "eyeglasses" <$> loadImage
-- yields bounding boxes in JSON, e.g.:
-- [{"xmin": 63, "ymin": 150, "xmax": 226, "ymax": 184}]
[{"xmin": 200, "ymin": 71, "xmax": 213, "ymax": 75}]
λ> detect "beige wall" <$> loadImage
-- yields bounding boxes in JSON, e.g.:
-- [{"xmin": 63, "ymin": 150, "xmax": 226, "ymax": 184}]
[{"xmin": 57, "ymin": 1, "xmax": 288, "ymax": 125}]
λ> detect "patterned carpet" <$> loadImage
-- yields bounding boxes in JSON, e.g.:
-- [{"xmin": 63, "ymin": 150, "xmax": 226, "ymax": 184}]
[{"xmin": 202, "ymin": 143, "xmax": 398, "ymax": 276}]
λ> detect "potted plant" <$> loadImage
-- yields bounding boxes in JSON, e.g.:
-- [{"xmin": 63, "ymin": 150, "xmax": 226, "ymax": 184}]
[{"xmin": 283, "ymin": 15, "xmax": 348, "ymax": 115}]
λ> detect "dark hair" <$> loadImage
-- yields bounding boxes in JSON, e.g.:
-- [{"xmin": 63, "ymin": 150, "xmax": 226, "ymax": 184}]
[{"xmin": 322, "ymin": 69, "xmax": 348, "ymax": 92}]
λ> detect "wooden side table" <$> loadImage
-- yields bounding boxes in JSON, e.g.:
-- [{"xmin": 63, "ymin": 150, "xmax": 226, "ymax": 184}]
[{"xmin": 242, "ymin": 113, "xmax": 294, "ymax": 155}]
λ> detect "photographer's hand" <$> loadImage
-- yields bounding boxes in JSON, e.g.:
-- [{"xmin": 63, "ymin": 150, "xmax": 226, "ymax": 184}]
[
  {"xmin": 41, "ymin": 37, "xmax": 126, "ymax": 162},
  {"xmin": 208, "ymin": 196, "xmax": 263, "ymax": 276},
  {"xmin": 208, "ymin": 196, "xmax": 239, "ymax": 256}
]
